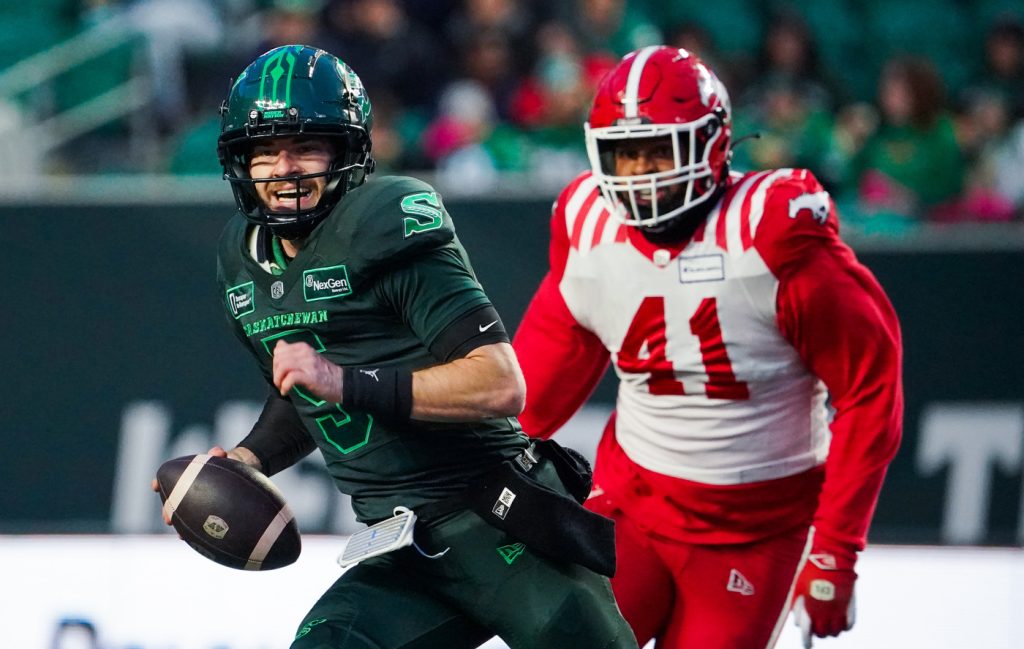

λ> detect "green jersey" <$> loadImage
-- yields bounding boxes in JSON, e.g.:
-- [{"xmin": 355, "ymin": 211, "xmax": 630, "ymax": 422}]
[{"xmin": 216, "ymin": 176, "xmax": 528, "ymax": 522}]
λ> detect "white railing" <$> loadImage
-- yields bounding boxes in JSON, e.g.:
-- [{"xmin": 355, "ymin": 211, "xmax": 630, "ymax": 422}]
[{"xmin": 0, "ymin": 14, "xmax": 151, "ymax": 166}]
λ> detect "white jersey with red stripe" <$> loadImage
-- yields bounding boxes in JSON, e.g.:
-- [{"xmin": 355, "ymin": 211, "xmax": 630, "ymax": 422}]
[{"xmin": 556, "ymin": 169, "xmax": 833, "ymax": 485}]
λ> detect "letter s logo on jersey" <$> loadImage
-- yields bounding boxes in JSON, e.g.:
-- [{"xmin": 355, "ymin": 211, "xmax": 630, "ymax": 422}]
[{"xmin": 788, "ymin": 191, "xmax": 830, "ymax": 225}]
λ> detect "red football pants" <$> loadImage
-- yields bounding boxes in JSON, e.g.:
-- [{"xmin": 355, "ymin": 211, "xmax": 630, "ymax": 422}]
[{"xmin": 592, "ymin": 503, "xmax": 809, "ymax": 649}]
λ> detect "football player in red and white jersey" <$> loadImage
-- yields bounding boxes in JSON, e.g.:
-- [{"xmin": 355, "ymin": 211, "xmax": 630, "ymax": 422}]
[{"xmin": 512, "ymin": 45, "xmax": 903, "ymax": 649}]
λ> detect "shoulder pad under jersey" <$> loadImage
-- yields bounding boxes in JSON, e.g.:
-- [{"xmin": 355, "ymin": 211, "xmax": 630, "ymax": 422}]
[
  {"xmin": 742, "ymin": 168, "xmax": 842, "ymax": 274},
  {"xmin": 216, "ymin": 211, "xmax": 251, "ymax": 285},
  {"xmin": 753, "ymin": 168, "xmax": 838, "ymax": 238},
  {"xmin": 317, "ymin": 175, "xmax": 456, "ymax": 273}
]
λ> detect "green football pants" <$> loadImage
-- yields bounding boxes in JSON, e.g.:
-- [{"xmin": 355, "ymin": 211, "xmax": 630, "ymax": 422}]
[{"xmin": 291, "ymin": 463, "xmax": 637, "ymax": 649}]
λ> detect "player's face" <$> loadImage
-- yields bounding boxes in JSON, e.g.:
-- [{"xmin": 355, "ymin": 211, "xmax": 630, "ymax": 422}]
[
  {"xmin": 248, "ymin": 137, "xmax": 335, "ymax": 212},
  {"xmin": 613, "ymin": 136, "xmax": 681, "ymax": 206}
]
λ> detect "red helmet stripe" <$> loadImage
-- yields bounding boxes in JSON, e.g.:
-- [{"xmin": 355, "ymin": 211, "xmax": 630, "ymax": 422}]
[{"xmin": 623, "ymin": 46, "xmax": 661, "ymax": 118}]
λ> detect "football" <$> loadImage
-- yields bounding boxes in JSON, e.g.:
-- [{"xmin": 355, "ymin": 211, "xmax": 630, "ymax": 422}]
[{"xmin": 155, "ymin": 454, "xmax": 300, "ymax": 570}]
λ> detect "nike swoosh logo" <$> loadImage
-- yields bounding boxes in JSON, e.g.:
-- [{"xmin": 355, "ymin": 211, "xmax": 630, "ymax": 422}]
[{"xmin": 479, "ymin": 320, "xmax": 498, "ymax": 333}]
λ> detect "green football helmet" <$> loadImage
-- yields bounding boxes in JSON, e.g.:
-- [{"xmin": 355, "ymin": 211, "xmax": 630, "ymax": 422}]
[{"xmin": 217, "ymin": 45, "xmax": 374, "ymax": 238}]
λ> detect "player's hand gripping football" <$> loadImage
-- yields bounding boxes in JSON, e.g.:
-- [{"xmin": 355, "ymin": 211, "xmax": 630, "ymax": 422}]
[
  {"xmin": 150, "ymin": 446, "xmax": 261, "ymax": 525},
  {"xmin": 791, "ymin": 534, "xmax": 857, "ymax": 648},
  {"xmin": 272, "ymin": 340, "xmax": 343, "ymax": 403}
]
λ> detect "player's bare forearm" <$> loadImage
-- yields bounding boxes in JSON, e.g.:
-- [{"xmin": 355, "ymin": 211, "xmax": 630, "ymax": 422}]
[
  {"xmin": 271, "ymin": 339, "xmax": 525, "ymax": 423},
  {"xmin": 412, "ymin": 342, "xmax": 526, "ymax": 422}
]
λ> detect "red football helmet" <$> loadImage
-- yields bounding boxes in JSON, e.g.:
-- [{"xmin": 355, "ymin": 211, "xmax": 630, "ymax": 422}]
[{"xmin": 585, "ymin": 46, "xmax": 732, "ymax": 228}]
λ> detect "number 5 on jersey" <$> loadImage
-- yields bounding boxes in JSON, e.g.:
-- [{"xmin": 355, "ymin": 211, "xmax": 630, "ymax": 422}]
[
  {"xmin": 617, "ymin": 296, "xmax": 749, "ymax": 400},
  {"xmin": 261, "ymin": 329, "xmax": 374, "ymax": 454}
]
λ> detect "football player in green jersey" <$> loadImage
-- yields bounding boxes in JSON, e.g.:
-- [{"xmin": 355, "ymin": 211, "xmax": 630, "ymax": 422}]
[{"xmin": 160, "ymin": 44, "xmax": 637, "ymax": 649}]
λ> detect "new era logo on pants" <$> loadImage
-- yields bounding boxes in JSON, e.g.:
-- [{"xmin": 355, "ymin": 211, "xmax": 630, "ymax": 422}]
[{"xmin": 727, "ymin": 568, "xmax": 755, "ymax": 596}]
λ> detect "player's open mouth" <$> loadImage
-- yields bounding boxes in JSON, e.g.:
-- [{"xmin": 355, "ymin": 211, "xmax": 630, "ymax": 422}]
[
  {"xmin": 636, "ymin": 189, "xmax": 662, "ymax": 205},
  {"xmin": 271, "ymin": 186, "xmax": 314, "ymax": 209}
]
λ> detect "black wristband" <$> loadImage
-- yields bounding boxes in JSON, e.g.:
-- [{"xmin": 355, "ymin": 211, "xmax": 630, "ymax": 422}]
[{"xmin": 342, "ymin": 366, "xmax": 414, "ymax": 423}]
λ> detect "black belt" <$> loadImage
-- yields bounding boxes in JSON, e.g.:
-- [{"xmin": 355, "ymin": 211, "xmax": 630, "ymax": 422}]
[
  {"xmin": 415, "ymin": 443, "xmax": 540, "ymax": 523},
  {"xmin": 414, "ymin": 439, "xmax": 616, "ymax": 577}
]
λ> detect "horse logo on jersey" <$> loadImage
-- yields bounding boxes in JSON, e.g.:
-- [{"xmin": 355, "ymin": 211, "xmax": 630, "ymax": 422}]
[{"xmin": 788, "ymin": 191, "xmax": 830, "ymax": 225}]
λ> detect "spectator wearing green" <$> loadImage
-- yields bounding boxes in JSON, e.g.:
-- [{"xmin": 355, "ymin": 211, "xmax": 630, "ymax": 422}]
[
  {"xmin": 731, "ymin": 79, "xmax": 836, "ymax": 180},
  {"xmin": 849, "ymin": 56, "xmax": 964, "ymax": 233}
]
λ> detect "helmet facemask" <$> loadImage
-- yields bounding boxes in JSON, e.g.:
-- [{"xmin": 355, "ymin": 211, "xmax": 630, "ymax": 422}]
[
  {"xmin": 585, "ymin": 110, "xmax": 726, "ymax": 230},
  {"xmin": 221, "ymin": 129, "xmax": 373, "ymax": 240}
]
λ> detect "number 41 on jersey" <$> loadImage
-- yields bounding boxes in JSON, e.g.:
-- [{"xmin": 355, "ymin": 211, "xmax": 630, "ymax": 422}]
[{"xmin": 616, "ymin": 296, "xmax": 750, "ymax": 400}]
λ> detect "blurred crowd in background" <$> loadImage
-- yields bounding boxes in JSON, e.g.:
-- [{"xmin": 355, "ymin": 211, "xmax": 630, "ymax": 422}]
[{"xmin": 1, "ymin": 0, "xmax": 1023, "ymax": 235}]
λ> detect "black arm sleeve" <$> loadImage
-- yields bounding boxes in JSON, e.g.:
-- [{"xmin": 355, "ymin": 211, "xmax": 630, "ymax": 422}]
[
  {"xmin": 238, "ymin": 387, "xmax": 317, "ymax": 476},
  {"xmin": 428, "ymin": 303, "xmax": 510, "ymax": 361}
]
